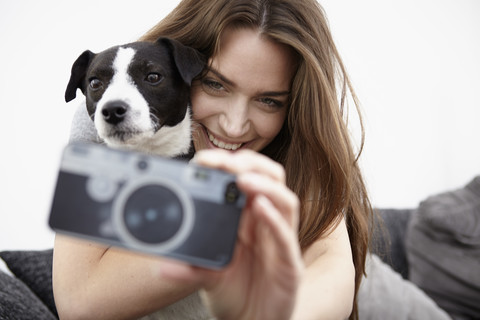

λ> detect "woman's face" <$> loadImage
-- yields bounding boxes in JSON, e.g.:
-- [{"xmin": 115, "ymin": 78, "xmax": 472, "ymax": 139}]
[{"xmin": 191, "ymin": 27, "xmax": 296, "ymax": 152}]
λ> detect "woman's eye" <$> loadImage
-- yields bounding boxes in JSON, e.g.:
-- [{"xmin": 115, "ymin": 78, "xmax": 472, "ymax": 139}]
[
  {"xmin": 203, "ymin": 79, "xmax": 224, "ymax": 91},
  {"xmin": 259, "ymin": 97, "xmax": 283, "ymax": 108},
  {"xmin": 145, "ymin": 73, "xmax": 163, "ymax": 85},
  {"xmin": 89, "ymin": 78, "xmax": 103, "ymax": 90}
]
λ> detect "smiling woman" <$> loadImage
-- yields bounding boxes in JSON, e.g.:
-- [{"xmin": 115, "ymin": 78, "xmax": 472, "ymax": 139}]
[
  {"xmin": 52, "ymin": 0, "xmax": 373, "ymax": 319},
  {"xmin": 191, "ymin": 27, "xmax": 295, "ymax": 153}
]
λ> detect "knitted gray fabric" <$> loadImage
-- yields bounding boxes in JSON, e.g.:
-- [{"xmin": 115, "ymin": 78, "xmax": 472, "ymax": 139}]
[
  {"xmin": 0, "ymin": 250, "xmax": 57, "ymax": 317},
  {"xmin": 0, "ymin": 272, "xmax": 56, "ymax": 320},
  {"xmin": 69, "ymin": 102, "xmax": 102, "ymax": 144}
]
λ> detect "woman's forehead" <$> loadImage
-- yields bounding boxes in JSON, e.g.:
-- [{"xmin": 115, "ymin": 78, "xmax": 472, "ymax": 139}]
[{"xmin": 209, "ymin": 27, "xmax": 296, "ymax": 91}]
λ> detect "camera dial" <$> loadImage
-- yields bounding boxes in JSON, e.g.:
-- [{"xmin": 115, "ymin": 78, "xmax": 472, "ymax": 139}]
[
  {"xmin": 86, "ymin": 176, "xmax": 118, "ymax": 202},
  {"xmin": 113, "ymin": 176, "xmax": 194, "ymax": 253}
]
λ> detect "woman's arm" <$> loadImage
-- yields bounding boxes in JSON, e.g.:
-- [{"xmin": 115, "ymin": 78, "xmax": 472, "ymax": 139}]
[
  {"xmin": 53, "ymin": 148, "xmax": 356, "ymax": 320},
  {"xmin": 55, "ymin": 102, "xmax": 201, "ymax": 320},
  {"xmin": 53, "ymin": 235, "xmax": 199, "ymax": 320},
  {"xmin": 292, "ymin": 217, "xmax": 355, "ymax": 320}
]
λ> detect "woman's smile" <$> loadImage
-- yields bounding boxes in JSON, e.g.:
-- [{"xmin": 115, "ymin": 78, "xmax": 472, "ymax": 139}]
[
  {"xmin": 207, "ymin": 129, "xmax": 244, "ymax": 151},
  {"xmin": 196, "ymin": 124, "xmax": 247, "ymax": 151}
]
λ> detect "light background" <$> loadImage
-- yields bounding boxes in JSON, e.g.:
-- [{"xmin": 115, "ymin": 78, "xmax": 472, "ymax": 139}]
[{"xmin": 1, "ymin": 1, "xmax": 479, "ymax": 254}]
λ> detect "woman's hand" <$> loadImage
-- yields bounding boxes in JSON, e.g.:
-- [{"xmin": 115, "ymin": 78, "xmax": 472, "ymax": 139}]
[{"xmin": 157, "ymin": 149, "xmax": 304, "ymax": 320}]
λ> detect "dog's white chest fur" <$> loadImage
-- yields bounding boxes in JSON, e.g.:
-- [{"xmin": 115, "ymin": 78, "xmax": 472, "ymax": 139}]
[{"xmin": 95, "ymin": 47, "xmax": 191, "ymax": 157}]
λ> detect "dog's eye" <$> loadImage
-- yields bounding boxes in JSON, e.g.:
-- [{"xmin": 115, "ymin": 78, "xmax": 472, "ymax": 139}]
[
  {"xmin": 89, "ymin": 78, "xmax": 103, "ymax": 90},
  {"xmin": 145, "ymin": 73, "xmax": 163, "ymax": 85}
]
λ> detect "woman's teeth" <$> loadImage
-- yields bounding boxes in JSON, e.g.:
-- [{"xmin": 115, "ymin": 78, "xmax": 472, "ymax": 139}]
[{"xmin": 208, "ymin": 132, "xmax": 243, "ymax": 150}]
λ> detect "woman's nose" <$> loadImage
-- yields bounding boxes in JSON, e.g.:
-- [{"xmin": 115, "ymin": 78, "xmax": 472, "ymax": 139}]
[{"xmin": 219, "ymin": 99, "xmax": 250, "ymax": 138}]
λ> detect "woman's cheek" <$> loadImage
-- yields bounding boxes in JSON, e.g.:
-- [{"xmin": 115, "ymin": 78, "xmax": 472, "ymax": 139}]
[
  {"xmin": 191, "ymin": 94, "xmax": 215, "ymax": 121},
  {"xmin": 254, "ymin": 110, "xmax": 286, "ymax": 140}
]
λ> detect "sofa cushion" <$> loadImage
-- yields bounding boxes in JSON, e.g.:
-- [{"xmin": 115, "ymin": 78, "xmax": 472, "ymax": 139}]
[
  {"xmin": 406, "ymin": 176, "xmax": 480, "ymax": 319},
  {"xmin": 0, "ymin": 250, "xmax": 57, "ymax": 317},
  {"xmin": 358, "ymin": 254, "xmax": 451, "ymax": 320},
  {"xmin": 0, "ymin": 269, "xmax": 56, "ymax": 320},
  {"xmin": 358, "ymin": 254, "xmax": 450, "ymax": 320}
]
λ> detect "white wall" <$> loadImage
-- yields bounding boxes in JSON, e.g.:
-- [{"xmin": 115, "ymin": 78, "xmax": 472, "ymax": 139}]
[
  {"xmin": 321, "ymin": 0, "xmax": 480, "ymax": 207},
  {"xmin": 0, "ymin": 0, "xmax": 479, "ymax": 252},
  {"xmin": 0, "ymin": 1, "xmax": 179, "ymax": 252}
]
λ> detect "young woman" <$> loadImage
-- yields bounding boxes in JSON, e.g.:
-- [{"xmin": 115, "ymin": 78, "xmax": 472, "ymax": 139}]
[{"xmin": 53, "ymin": 1, "xmax": 372, "ymax": 319}]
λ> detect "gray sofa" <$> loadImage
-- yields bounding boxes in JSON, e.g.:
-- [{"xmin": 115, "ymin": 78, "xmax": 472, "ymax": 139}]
[
  {"xmin": 359, "ymin": 176, "xmax": 480, "ymax": 320},
  {"xmin": 1, "ymin": 176, "xmax": 479, "ymax": 319}
]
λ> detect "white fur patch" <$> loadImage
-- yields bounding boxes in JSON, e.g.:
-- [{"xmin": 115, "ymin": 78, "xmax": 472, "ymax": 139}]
[
  {"xmin": 94, "ymin": 47, "xmax": 153, "ymax": 145},
  {"xmin": 112, "ymin": 108, "xmax": 192, "ymax": 157}
]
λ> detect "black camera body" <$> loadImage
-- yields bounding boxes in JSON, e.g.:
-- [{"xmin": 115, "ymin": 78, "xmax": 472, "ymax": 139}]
[{"xmin": 49, "ymin": 143, "xmax": 245, "ymax": 269}]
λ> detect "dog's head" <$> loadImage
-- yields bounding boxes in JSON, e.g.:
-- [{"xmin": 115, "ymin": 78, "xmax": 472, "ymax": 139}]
[{"xmin": 65, "ymin": 37, "xmax": 205, "ymax": 156}]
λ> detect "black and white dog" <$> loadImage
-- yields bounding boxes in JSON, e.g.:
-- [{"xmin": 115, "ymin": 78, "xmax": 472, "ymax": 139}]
[
  {"xmin": 63, "ymin": 39, "xmax": 208, "ymax": 318},
  {"xmin": 65, "ymin": 38, "xmax": 205, "ymax": 157}
]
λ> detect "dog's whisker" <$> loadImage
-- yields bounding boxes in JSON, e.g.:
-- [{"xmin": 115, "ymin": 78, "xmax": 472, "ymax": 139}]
[{"xmin": 150, "ymin": 112, "xmax": 162, "ymax": 131}]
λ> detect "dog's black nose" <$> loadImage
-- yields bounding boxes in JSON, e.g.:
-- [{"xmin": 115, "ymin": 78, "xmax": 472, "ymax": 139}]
[{"xmin": 102, "ymin": 101, "xmax": 128, "ymax": 125}]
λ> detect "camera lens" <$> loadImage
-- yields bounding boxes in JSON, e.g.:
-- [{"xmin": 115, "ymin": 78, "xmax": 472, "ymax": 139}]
[{"xmin": 123, "ymin": 185, "xmax": 183, "ymax": 244}]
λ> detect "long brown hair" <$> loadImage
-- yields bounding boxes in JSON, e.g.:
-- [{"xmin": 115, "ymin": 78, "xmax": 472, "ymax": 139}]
[{"xmin": 141, "ymin": 1, "xmax": 373, "ymax": 318}]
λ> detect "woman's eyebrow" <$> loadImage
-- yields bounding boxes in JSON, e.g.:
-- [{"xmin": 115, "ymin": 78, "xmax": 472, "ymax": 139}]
[
  {"xmin": 207, "ymin": 67, "xmax": 290, "ymax": 96},
  {"xmin": 208, "ymin": 67, "xmax": 235, "ymax": 86}
]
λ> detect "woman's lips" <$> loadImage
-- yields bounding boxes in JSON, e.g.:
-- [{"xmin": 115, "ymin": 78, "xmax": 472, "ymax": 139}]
[{"xmin": 201, "ymin": 126, "xmax": 244, "ymax": 151}]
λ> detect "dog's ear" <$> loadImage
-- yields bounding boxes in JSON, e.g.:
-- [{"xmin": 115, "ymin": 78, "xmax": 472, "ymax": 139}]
[
  {"xmin": 157, "ymin": 38, "xmax": 206, "ymax": 85},
  {"xmin": 65, "ymin": 50, "xmax": 95, "ymax": 102}
]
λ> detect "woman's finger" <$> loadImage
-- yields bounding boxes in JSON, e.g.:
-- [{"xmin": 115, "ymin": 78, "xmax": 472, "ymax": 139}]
[
  {"xmin": 237, "ymin": 172, "xmax": 299, "ymax": 229},
  {"xmin": 251, "ymin": 195, "xmax": 302, "ymax": 264},
  {"xmin": 193, "ymin": 149, "xmax": 286, "ymax": 183}
]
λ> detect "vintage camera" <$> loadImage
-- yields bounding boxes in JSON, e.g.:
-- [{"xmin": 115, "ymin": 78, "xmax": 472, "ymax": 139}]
[{"xmin": 49, "ymin": 143, "xmax": 245, "ymax": 269}]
